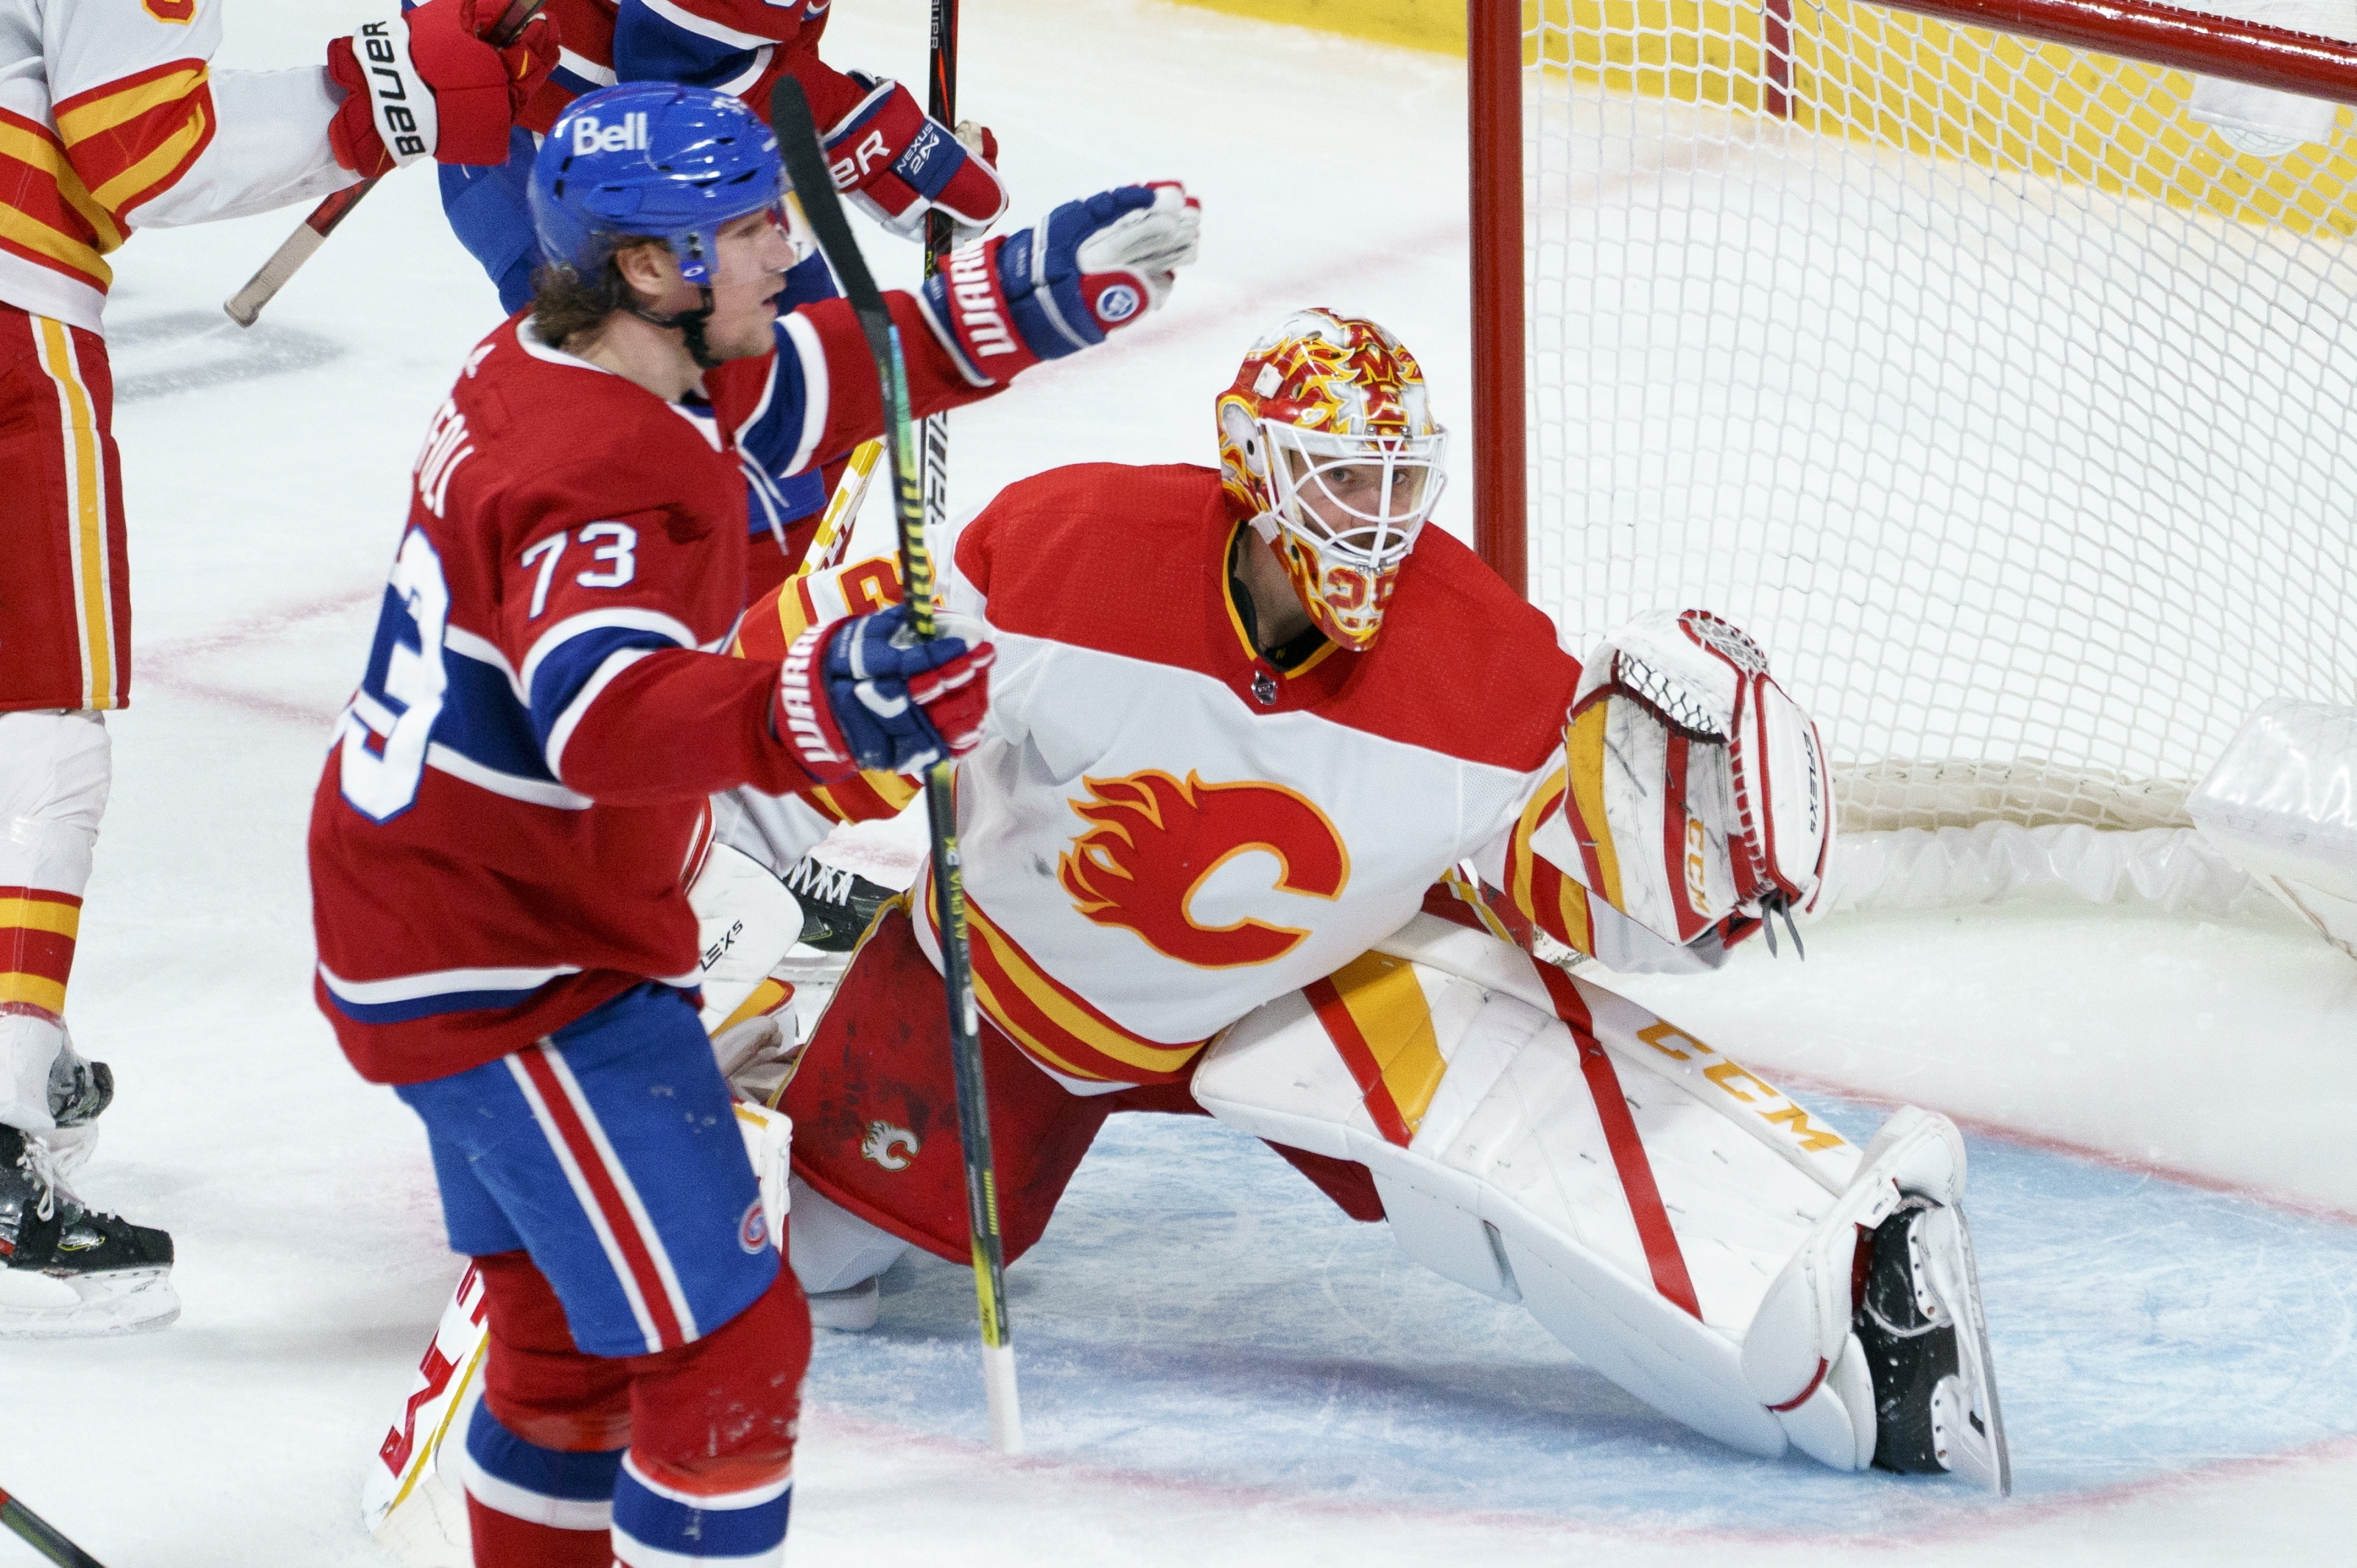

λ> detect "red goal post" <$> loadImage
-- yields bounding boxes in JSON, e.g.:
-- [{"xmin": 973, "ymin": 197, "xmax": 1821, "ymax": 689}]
[{"xmin": 1471, "ymin": 0, "xmax": 2357, "ymax": 903}]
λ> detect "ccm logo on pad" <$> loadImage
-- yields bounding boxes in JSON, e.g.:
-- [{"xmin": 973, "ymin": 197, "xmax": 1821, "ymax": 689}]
[{"xmin": 572, "ymin": 111, "xmax": 650, "ymax": 155}]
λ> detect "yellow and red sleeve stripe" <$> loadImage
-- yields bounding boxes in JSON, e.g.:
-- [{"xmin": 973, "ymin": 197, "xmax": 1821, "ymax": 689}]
[
  {"xmin": 733, "ymin": 555, "xmax": 915, "ymax": 823},
  {"xmin": 0, "ymin": 109, "xmax": 120, "ymax": 293},
  {"xmin": 54, "ymin": 60, "xmax": 215, "ymax": 228},
  {"xmin": 944, "ymin": 891, "xmax": 1206, "ymax": 1086},
  {"xmin": 1504, "ymin": 765, "xmax": 1596, "ymax": 958},
  {"xmin": 0, "ymin": 887, "xmax": 82, "ymax": 1015},
  {"xmin": 1304, "ymin": 951, "xmax": 1448, "ymax": 1147}
]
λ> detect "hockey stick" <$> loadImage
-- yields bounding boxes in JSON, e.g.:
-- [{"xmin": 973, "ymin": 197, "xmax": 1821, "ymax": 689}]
[
  {"xmin": 0, "ymin": 1487, "xmax": 107, "ymax": 1568},
  {"xmin": 804, "ymin": 437, "xmax": 883, "ymax": 574},
  {"xmin": 767, "ymin": 75, "xmax": 1022, "ymax": 1455},
  {"xmin": 223, "ymin": 0, "xmax": 546, "ymax": 327},
  {"xmin": 917, "ymin": 0, "xmax": 958, "ymax": 569}
]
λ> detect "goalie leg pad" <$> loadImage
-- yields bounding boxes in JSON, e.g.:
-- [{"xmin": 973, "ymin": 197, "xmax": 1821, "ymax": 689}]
[{"xmin": 1195, "ymin": 936, "xmax": 1847, "ymax": 1460}]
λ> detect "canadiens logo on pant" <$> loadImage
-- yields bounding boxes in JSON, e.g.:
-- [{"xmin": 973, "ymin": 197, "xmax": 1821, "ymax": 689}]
[{"xmin": 860, "ymin": 1121, "xmax": 918, "ymax": 1170}]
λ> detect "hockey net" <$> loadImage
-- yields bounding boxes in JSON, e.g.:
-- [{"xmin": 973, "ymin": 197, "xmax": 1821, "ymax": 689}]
[{"xmin": 1475, "ymin": 0, "xmax": 2357, "ymax": 912}]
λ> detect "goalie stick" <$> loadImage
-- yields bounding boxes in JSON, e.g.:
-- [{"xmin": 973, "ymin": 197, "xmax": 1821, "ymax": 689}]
[
  {"xmin": 767, "ymin": 74, "xmax": 1023, "ymax": 1456},
  {"xmin": 222, "ymin": 0, "xmax": 546, "ymax": 328},
  {"xmin": 0, "ymin": 1486, "xmax": 107, "ymax": 1568}
]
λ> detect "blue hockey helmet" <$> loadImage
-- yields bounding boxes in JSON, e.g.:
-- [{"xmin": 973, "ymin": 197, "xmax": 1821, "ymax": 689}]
[{"xmin": 529, "ymin": 82, "xmax": 795, "ymax": 287}]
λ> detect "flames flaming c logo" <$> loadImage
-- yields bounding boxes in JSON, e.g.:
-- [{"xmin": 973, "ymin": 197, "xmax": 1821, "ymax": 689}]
[{"xmin": 1058, "ymin": 770, "xmax": 1349, "ymax": 968}]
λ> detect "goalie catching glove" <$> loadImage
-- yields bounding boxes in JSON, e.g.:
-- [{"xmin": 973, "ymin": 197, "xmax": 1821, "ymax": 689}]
[
  {"xmin": 1559, "ymin": 609, "xmax": 1831, "ymax": 952},
  {"xmin": 328, "ymin": 0, "xmax": 557, "ymax": 177},
  {"xmin": 774, "ymin": 604, "xmax": 994, "ymax": 780},
  {"xmin": 919, "ymin": 183, "xmax": 1201, "ymax": 387}
]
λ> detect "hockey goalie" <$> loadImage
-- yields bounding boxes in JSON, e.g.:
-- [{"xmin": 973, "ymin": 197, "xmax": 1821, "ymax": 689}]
[{"xmin": 742, "ymin": 309, "xmax": 2010, "ymax": 1488}]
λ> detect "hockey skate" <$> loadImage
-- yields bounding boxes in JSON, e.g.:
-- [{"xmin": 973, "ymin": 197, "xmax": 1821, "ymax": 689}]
[
  {"xmin": 1741, "ymin": 1105, "xmax": 2009, "ymax": 1491},
  {"xmin": 0, "ymin": 1124, "xmax": 178, "ymax": 1337},
  {"xmin": 1856, "ymin": 1195, "xmax": 2009, "ymax": 1488},
  {"xmin": 782, "ymin": 856, "xmax": 895, "ymax": 952}
]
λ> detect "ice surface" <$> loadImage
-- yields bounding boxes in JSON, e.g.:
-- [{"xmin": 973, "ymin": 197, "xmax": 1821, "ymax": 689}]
[{"xmin": 0, "ymin": 1, "xmax": 2352, "ymax": 1564}]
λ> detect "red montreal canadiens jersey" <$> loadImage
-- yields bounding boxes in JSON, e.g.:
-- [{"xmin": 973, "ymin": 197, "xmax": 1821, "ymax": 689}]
[
  {"xmin": 924, "ymin": 463, "xmax": 1647, "ymax": 1091},
  {"xmin": 531, "ymin": 0, "xmax": 870, "ymax": 136},
  {"xmin": 309, "ymin": 295, "xmax": 986, "ymax": 1086}
]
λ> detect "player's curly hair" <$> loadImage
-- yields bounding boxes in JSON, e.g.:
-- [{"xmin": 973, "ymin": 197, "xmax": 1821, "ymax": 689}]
[{"xmin": 528, "ymin": 237, "xmax": 667, "ymax": 350}]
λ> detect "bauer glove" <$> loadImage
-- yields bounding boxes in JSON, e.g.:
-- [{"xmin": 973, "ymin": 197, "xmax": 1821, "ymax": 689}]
[
  {"xmin": 917, "ymin": 181, "xmax": 1201, "ymax": 387},
  {"xmin": 824, "ymin": 71, "xmax": 1010, "ymax": 242},
  {"xmin": 329, "ymin": 0, "xmax": 558, "ymax": 175},
  {"xmin": 773, "ymin": 604, "xmax": 995, "ymax": 780}
]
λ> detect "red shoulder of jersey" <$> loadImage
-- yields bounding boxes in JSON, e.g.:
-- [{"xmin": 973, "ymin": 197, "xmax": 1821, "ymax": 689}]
[
  {"xmin": 441, "ymin": 317, "xmax": 745, "ymax": 553},
  {"xmin": 956, "ymin": 463, "xmax": 1578, "ymax": 773}
]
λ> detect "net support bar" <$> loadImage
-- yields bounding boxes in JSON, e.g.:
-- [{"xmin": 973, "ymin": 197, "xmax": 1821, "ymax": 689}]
[
  {"xmin": 1469, "ymin": 0, "xmax": 1526, "ymax": 598},
  {"xmin": 1843, "ymin": 0, "xmax": 2357, "ymax": 109}
]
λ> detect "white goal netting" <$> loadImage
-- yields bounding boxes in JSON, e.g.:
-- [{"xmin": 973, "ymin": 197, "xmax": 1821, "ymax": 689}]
[{"xmin": 1520, "ymin": 0, "xmax": 2357, "ymax": 866}]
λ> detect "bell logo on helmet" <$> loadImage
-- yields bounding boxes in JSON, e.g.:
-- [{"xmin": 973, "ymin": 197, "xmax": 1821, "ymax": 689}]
[
  {"xmin": 572, "ymin": 112, "xmax": 651, "ymax": 157},
  {"xmin": 1093, "ymin": 283, "xmax": 1142, "ymax": 324},
  {"xmin": 1058, "ymin": 771, "xmax": 1350, "ymax": 968}
]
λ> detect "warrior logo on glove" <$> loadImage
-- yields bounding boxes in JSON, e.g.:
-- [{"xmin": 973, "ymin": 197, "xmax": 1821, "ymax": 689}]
[{"xmin": 1217, "ymin": 311, "xmax": 1450, "ymax": 653}]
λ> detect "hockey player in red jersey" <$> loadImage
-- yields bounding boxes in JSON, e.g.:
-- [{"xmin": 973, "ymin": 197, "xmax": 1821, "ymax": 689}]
[
  {"xmin": 759, "ymin": 310, "xmax": 2012, "ymax": 1489},
  {"xmin": 0, "ymin": 0, "xmax": 555, "ymax": 1336},
  {"xmin": 440, "ymin": 0, "xmax": 1013, "ymax": 594},
  {"xmin": 309, "ymin": 82, "xmax": 1198, "ymax": 1567}
]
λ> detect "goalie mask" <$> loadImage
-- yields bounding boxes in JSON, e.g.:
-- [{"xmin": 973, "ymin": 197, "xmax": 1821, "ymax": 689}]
[{"xmin": 1216, "ymin": 310, "xmax": 1449, "ymax": 652}]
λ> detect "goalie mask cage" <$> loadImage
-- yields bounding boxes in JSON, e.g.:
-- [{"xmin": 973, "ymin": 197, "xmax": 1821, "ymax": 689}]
[{"xmin": 1470, "ymin": 0, "xmax": 2357, "ymax": 893}]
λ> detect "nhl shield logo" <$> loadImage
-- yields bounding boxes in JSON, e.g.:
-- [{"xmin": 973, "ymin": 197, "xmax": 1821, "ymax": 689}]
[{"xmin": 861, "ymin": 1120, "xmax": 918, "ymax": 1171}]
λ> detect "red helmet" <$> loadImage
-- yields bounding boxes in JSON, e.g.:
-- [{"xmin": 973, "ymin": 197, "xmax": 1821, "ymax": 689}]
[{"xmin": 1215, "ymin": 310, "xmax": 1448, "ymax": 652}]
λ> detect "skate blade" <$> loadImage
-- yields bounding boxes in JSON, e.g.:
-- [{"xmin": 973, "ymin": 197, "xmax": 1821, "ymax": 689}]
[
  {"xmin": 0, "ymin": 1265, "xmax": 180, "ymax": 1338},
  {"xmin": 1923, "ymin": 1206, "xmax": 2011, "ymax": 1495}
]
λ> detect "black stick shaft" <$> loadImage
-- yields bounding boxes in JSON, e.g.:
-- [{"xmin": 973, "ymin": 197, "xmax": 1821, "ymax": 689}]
[
  {"xmin": 918, "ymin": 1, "xmax": 959, "ymax": 617},
  {"xmin": 768, "ymin": 75, "xmax": 1020, "ymax": 1451},
  {"xmin": 0, "ymin": 1490, "xmax": 107, "ymax": 1568}
]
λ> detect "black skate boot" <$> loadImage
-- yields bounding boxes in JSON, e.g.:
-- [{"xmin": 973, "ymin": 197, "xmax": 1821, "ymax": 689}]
[
  {"xmin": 782, "ymin": 856, "xmax": 895, "ymax": 952},
  {"xmin": 0, "ymin": 1123, "xmax": 178, "ymax": 1337},
  {"xmin": 1855, "ymin": 1196, "xmax": 2006, "ymax": 1486}
]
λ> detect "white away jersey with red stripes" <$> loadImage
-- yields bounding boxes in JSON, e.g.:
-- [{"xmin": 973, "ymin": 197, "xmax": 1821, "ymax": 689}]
[
  {"xmin": 0, "ymin": 0, "xmax": 353, "ymax": 331},
  {"xmin": 927, "ymin": 463, "xmax": 1688, "ymax": 1093},
  {"xmin": 310, "ymin": 293, "xmax": 989, "ymax": 1087}
]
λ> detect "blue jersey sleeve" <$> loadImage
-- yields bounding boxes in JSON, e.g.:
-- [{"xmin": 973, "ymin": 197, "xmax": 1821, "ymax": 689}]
[
  {"xmin": 737, "ymin": 250, "xmax": 843, "ymax": 535},
  {"xmin": 439, "ymin": 127, "xmax": 544, "ymax": 316}
]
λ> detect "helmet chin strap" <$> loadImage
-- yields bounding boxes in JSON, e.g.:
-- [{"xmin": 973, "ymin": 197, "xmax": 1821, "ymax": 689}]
[
  {"xmin": 630, "ymin": 286, "xmax": 721, "ymax": 370},
  {"xmin": 628, "ymin": 231, "xmax": 724, "ymax": 370}
]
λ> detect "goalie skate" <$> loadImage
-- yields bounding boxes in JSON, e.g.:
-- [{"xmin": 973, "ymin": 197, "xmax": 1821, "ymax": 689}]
[
  {"xmin": 1858, "ymin": 1195, "xmax": 2010, "ymax": 1491},
  {"xmin": 0, "ymin": 1125, "xmax": 178, "ymax": 1338}
]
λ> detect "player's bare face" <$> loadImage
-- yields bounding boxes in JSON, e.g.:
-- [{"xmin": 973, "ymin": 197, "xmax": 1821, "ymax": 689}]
[{"xmin": 664, "ymin": 208, "xmax": 804, "ymax": 362}]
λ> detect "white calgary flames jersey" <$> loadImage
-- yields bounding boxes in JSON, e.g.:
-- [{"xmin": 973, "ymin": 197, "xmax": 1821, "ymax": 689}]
[
  {"xmin": 921, "ymin": 462, "xmax": 1619, "ymax": 1091},
  {"xmin": 0, "ymin": 0, "xmax": 351, "ymax": 331}
]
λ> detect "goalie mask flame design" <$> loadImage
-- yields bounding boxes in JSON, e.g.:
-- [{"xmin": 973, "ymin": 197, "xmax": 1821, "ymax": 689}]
[{"xmin": 1216, "ymin": 310, "xmax": 1449, "ymax": 651}]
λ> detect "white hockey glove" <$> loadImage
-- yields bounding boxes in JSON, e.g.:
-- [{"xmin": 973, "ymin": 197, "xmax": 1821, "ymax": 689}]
[{"xmin": 1559, "ymin": 610, "xmax": 1832, "ymax": 953}]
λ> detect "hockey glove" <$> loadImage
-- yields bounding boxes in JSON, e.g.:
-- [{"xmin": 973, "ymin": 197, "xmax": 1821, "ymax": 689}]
[
  {"xmin": 329, "ymin": 0, "xmax": 558, "ymax": 176},
  {"xmin": 824, "ymin": 71, "xmax": 1010, "ymax": 242},
  {"xmin": 918, "ymin": 181, "xmax": 1201, "ymax": 387},
  {"xmin": 1559, "ymin": 609, "xmax": 1832, "ymax": 952},
  {"xmin": 773, "ymin": 605, "xmax": 994, "ymax": 780}
]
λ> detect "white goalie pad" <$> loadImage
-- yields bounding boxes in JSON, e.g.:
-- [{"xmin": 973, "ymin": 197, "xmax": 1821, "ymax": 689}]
[
  {"xmin": 2190, "ymin": 700, "xmax": 2357, "ymax": 962},
  {"xmin": 688, "ymin": 841, "xmax": 809, "ymax": 1035},
  {"xmin": 1553, "ymin": 610, "xmax": 1832, "ymax": 950},
  {"xmin": 362, "ymin": 1102, "xmax": 796, "ymax": 1564},
  {"xmin": 1192, "ymin": 913, "xmax": 1875, "ymax": 1464}
]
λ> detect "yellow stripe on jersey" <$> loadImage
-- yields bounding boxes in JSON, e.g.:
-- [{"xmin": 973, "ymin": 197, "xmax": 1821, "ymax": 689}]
[
  {"xmin": 53, "ymin": 65, "xmax": 207, "ymax": 144},
  {"xmin": 88, "ymin": 99, "xmax": 210, "ymax": 217},
  {"xmin": 961, "ymin": 896, "xmax": 1206, "ymax": 1083}
]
